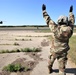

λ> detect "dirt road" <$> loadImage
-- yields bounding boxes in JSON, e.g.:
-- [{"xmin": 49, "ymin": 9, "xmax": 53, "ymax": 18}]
[{"xmin": 0, "ymin": 31, "xmax": 76, "ymax": 75}]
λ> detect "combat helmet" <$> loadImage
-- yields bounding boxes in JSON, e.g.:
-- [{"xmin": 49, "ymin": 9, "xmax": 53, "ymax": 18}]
[{"xmin": 57, "ymin": 15, "xmax": 68, "ymax": 25}]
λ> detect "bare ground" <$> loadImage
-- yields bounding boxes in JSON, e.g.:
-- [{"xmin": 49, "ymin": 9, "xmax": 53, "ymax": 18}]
[{"xmin": 0, "ymin": 31, "xmax": 76, "ymax": 75}]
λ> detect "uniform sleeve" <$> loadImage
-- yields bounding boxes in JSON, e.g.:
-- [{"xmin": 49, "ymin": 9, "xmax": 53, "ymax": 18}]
[
  {"xmin": 43, "ymin": 10, "xmax": 57, "ymax": 32},
  {"xmin": 69, "ymin": 12, "xmax": 75, "ymax": 25},
  {"xmin": 68, "ymin": 12, "xmax": 75, "ymax": 31}
]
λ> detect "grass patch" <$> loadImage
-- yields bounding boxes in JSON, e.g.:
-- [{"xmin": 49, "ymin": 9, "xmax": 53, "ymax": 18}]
[
  {"xmin": 47, "ymin": 35, "xmax": 52, "ymax": 40},
  {"xmin": 68, "ymin": 36, "xmax": 76, "ymax": 64},
  {"xmin": 13, "ymin": 42, "xmax": 19, "ymax": 46},
  {"xmin": 21, "ymin": 47, "xmax": 41, "ymax": 52},
  {"xmin": 0, "ymin": 47, "xmax": 41, "ymax": 54},
  {"xmin": 34, "ymin": 28, "xmax": 76, "ymax": 33},
  {"xmin": 25, "ymin": 35, "xmax": 50, "ymax": 37},
  {"xmin": 0, "ymin": 44, "xmax": 11, "ymax": 45},
  {"xmin": 73, "ymin": 29, "xmax": 76, "ymax": 33},
  {"xmin": 3, "ymin": 63, "xmax": 28, "ymax": 72},
  {"xmin": 0, "ymin": 49, "xmax": 20, "ymax": 53},
  {"xmin": 15, "ymin": 38, "xmax": 32, "ymax": 41},
  {"xmin": 36, "ymin": 29, "xmax": 51, "ymax": 33}
]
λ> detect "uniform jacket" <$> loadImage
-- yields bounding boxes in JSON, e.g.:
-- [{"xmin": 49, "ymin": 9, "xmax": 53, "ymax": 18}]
[{"xmin": 43, "ymin": 10, "xmax": 75, "ymax": 54}]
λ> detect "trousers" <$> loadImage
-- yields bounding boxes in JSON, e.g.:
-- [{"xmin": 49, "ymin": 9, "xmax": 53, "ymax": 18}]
[{"xmin": 48, "ymin": 52, "xmax": 67, "ymax": 75}]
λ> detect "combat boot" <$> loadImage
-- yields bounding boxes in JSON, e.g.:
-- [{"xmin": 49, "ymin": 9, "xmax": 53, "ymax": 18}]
[{"xmin": 48, "ymin": 65, "xmax": 53, "ymax": 73}]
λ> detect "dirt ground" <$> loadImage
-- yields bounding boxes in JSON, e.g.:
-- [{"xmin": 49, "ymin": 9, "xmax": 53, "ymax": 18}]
[{"xmin": 0, "ymin": 30, "xmax": 76, "ymax": 75}]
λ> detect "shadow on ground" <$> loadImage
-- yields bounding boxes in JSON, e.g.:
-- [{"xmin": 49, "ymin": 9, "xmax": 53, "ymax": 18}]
[
  {"xmin": 52, "ymin": 68, "xmax": 76, "ymax": 75},
  {"xmin": 53, "ymin": 69, "xmax": 59, "ymax": 73},
  {"xmin": 65, "ymin": 68, "xmax": 76, "ymax": 75}
]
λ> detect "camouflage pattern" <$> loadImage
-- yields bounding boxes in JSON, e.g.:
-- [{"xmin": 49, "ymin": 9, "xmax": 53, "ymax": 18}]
[
  {"xmin": 57, "ymin": 15, "xmax": 68, "ymax": 25},
  {"xmin": 43, "ymin": 10, "xmax": 75, "ymax": 75}
]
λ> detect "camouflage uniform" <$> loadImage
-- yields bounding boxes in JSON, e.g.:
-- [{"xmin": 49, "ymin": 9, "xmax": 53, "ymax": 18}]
[{"xmin": 43, "ymin": 10, "xmax": 75, "ymax": 75}]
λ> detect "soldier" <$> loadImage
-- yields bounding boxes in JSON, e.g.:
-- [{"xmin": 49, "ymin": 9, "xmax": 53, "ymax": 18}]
[{"xmin": 42, "ymin": 4, "xmax": 75, "ymax": 75}]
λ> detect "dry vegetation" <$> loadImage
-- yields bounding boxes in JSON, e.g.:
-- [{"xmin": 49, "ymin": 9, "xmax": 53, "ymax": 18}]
[{"xmin": 69, "ymin": 36, "xmax": 76, "ymax": 64}]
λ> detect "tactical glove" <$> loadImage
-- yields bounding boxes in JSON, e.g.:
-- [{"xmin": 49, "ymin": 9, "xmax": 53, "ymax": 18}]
[
  {"xmin": 42, "ymin": 4, "xmax": 46, "ymax": 11},
  {"xmin": 69, "ymin": 5, "xmax": 73, "ymax": 12}
]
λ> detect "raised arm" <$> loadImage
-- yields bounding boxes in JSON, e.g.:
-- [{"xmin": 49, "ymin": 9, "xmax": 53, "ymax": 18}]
[
  {"xmin": 42, "ymin": 4, "xmax": 57, "ymax": 32},
  {"xmin": 69, "ymin": 5, "xmax": 75, "ymax": 25}
]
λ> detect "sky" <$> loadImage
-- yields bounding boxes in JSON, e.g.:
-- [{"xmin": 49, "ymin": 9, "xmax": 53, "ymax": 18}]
[{"xmin": 0, "ymin": 0, "xmax": 76, "ymax": 26}]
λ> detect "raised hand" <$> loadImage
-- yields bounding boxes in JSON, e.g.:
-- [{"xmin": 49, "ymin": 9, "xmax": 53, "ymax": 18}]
[
  {"xmin": 69, "ymin": 5, "xmax": 73, "ymax": 12},
  {"xmin": 42, "ymin": 4, "xmax": 46, "ymax": 11}
]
